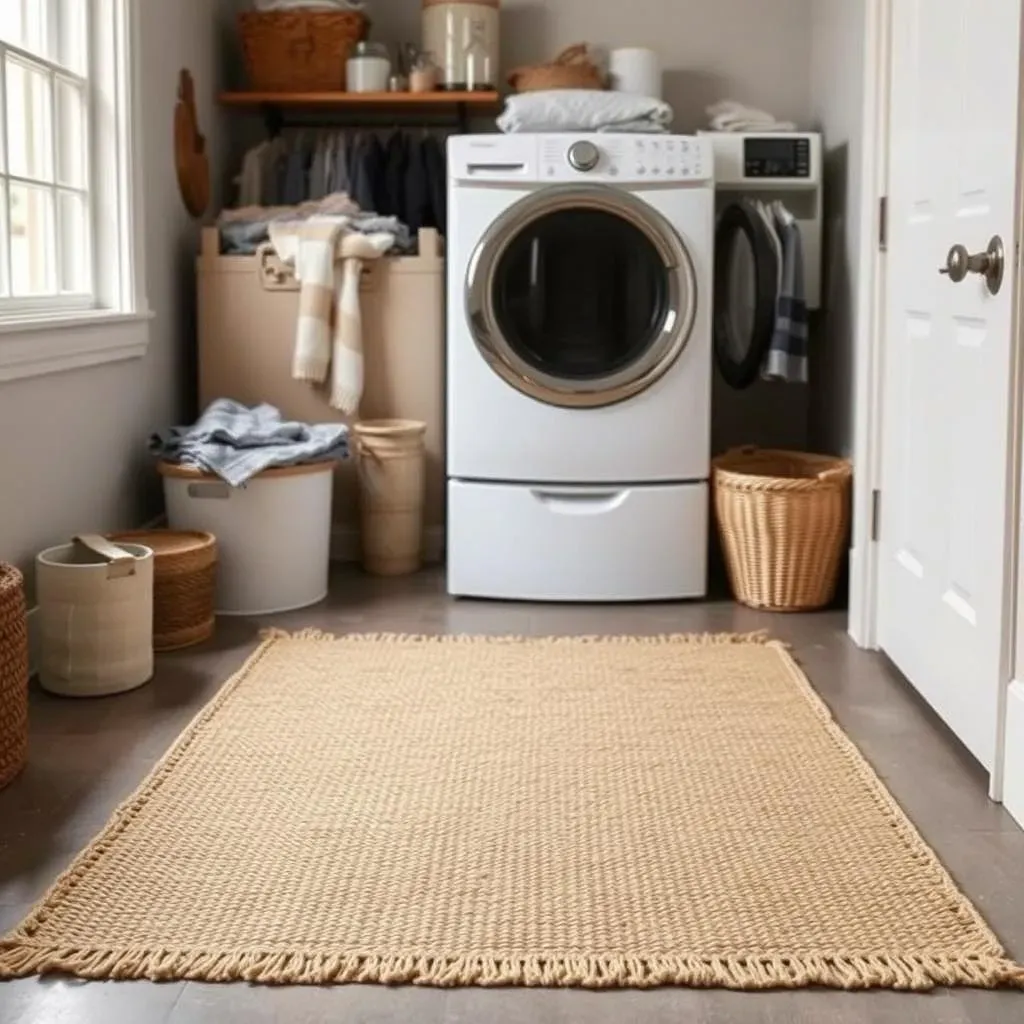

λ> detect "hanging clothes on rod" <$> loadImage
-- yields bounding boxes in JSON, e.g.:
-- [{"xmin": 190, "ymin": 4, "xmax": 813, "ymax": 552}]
[{"xmin": 222, "ymin": 127, "xmax": 448, "ymax": 257}]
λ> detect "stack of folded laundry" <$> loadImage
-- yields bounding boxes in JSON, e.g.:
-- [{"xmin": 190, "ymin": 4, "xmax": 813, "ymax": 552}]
[
  {"xmin": 497, "ymin": 89, "xmax": 673, "ymax": 134},
  {"xmin": 706, "ymin": 100, "xmax": 796, "ymax": 133}
]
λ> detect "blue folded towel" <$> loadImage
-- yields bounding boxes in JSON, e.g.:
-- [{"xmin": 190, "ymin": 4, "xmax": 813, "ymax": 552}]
[{"xmin": 150, "ymin": 399, "xmax": 349, "ymax": 488}]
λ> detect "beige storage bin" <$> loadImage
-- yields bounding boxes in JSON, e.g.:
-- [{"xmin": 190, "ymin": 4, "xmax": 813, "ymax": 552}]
[
  {"xmin": 197, "ymin": 227, "xmax": 445, "ymax": 563},
  {"xmin": 36, "ymin": 536, "xmax": 154, "ymax": 697},
  {"xmin": 354, "ymin": 420, "xmax": 427, "ymax": 576}
]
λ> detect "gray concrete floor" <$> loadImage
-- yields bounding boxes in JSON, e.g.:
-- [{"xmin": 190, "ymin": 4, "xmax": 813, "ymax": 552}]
[{"xmin": 1, "ymin": 567, "xmax": 1022, "ymax": 1023}]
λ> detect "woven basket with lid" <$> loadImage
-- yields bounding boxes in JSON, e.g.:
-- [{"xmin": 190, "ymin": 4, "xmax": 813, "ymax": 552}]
[
  {"xmin": 238, "ymin": 9, "xmax": 368, "ymax": 92},
  {"xmin": 712, "ymin": 448, "xmax": 852, "ymax": 612},
  {"xmin": 0, "ymin": 563, "xmax": 28, "ymax": 791},
  {"xmin": 108, "ymin": 531, "xmax": 217, "ymax": 652}
]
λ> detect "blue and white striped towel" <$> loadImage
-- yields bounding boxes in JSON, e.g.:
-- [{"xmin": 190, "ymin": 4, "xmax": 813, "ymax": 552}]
[
  {"xmin": 150, "ymin": 399, "xmax": 349, "ymax": 488},
  {"xmin": 763, "ymin": 203, "xmax": 809, "ymax": 384}
]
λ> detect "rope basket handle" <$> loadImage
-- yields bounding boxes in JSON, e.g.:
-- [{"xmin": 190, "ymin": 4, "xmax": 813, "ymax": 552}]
[
  {"xmin": 507, "ymin": 43, "xmax": 592, "ymax": 88},
  {"xmin": 554, "ymin": 43, "xmax": 590, "ymax": 66}
]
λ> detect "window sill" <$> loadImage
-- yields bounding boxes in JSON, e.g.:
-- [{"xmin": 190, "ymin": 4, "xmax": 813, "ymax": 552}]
[{"xmin": 0, "ymin": 309, "xmax": 153, "ymax": 383}]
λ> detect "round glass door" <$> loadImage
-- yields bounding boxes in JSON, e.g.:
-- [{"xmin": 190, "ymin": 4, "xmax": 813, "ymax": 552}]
[{"xmin": 466, "ymin": 186, "xmax": 697, "ymax": 408}]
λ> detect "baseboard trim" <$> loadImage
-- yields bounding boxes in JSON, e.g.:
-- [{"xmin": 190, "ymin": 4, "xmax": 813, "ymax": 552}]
[
  {"xmin": 1003, "ymin": 680, "xmax": 1024, "ymax": 829},
  {"xmin": 330, "ymin": 525, "xmax": 445, "ymax": 565}
]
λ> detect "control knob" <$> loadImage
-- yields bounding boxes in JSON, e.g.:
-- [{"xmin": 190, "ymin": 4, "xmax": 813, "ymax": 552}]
[{"xmin": 567, "ymin": 140, "xmax": 600, "ymax": 172}]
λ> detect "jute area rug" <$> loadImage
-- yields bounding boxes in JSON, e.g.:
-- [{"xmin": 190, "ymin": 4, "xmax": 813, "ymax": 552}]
[{"xmin": 2, "ymin": 632, "xmax": 1022, "ymax": 991}]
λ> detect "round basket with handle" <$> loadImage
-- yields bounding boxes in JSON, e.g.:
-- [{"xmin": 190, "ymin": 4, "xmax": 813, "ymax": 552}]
[
  {"xmin": 508, "ymin": 44, "xmax": 605, "ymax": 92},
  {"xmin": 712, "ymin": 447, "xmax": 853, "ymax": 612}
]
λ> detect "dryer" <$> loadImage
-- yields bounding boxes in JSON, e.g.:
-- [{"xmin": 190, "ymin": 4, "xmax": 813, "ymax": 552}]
[{"xmin": 447, "ymin": 133, "xmax": 714, "ymax": 602}]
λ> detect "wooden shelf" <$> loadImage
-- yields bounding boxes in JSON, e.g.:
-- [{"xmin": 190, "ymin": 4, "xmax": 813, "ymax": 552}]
[{"xmin": 218, "ymin": 90, "xmax": 500, "ymax": 108}]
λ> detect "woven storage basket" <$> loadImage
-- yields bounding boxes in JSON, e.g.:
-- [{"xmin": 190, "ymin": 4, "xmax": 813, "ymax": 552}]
[
  {"xmin": 109, "ymin": 531, "xmax": 217, "ymax": 652},
  {"xmin": 508, "ymin": 44, "xmax": 605, "ymax": 92},
  {"xmin": 238, "ymin": 10, "xmax": 368, "ymax": 92},
  {"xmin": 713, "ymin": 448, "xmax": 852, "ymax": 612},
  {"xmin": 0, "ymin": 563, "xmax": 28, "ymax": 790}
]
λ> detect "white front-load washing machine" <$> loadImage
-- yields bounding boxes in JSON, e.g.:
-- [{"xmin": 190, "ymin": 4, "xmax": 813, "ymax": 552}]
[{"xmin": 447, "ymin": 133, "xmax": 714, "ymax": 601}]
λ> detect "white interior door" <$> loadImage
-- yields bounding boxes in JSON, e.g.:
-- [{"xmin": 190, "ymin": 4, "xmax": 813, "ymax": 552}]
[{"xmin": 878, "ymin": 0, "xmax": 1022, "ymax": 773}]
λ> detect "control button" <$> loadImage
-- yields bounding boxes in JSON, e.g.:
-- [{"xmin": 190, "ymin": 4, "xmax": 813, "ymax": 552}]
[
  {"xmin": 546, "ymin": 166, "xmax": 556, "ymax": 177},
  {"xmin": 637, "ymin": 165, "xmax": 646, "ymax": 175},
  {"xmin": 609, "ymin": 165, "xmax": 619, "ymax": 176},
  {"xmin": 567, "ymin": 140, "xmax": 600, "ymax": 172}
]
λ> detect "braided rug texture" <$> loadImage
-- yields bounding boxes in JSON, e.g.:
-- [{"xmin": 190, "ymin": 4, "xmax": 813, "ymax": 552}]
[{"xmin": 2, "ymin": 631, "xmax": 1022, "ymax": 990}]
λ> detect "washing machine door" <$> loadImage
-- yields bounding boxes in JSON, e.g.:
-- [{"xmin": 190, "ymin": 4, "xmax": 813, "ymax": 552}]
[{"xmin": 466, "ymin": 185, "xmax": 697, "ymax": 408}]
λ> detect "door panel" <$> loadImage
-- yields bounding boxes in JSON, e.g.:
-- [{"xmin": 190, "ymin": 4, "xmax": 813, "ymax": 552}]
[{"xmin": 878, "ymin": 0, "xmax": 1021, "ymax": 771}]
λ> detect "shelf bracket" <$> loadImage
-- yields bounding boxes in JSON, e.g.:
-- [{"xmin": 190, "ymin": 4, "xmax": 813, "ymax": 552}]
[{"xmin": 260, "ymin": 102, "xmax": 284, "ymax": 139}]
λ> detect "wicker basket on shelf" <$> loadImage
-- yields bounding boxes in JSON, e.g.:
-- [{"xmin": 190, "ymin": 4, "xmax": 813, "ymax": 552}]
[
  {"xmin": 508, "ymin": 44, "xmax": 605, "ymax": 92},
  {"xmin": 712, "ymin": 448, "xmax": 852, "ymax": 612},
  {"xmin": 108, "ymin": 531, "xmax": 217, "ymax": 652},
  {"xmin": 238, "ymin": 9, "xmax": 368, "ymax": 92},
  {"xmin": 0, "ymin": 563, "xmax": 28, "ymax": 791}
]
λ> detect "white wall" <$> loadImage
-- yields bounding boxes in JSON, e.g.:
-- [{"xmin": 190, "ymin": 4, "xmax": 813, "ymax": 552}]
[
  {"xmin": 809, "ymin": 0, "xmax": 866, "ymax": 456},
  {"xmin": 0, "ymin": 3, "xmax": 235, "ymax": 583}
]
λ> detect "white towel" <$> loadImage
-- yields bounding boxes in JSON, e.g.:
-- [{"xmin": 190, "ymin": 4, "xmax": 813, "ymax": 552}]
[
  {"xmin": 497, "ymin": 89, "xmax": 673, "ymax": 134},
  {"xmin": 706, "ymin": 100, "xmax": 796, "ymax": 134}
]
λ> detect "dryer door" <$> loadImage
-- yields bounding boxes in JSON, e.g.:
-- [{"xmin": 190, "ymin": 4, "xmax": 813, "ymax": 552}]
[
  {"xmin": 712, "ymin": 200, "xmax": 780, "ymax": 390},
  {"xmin": 466, "ymin": 185, "xmax": 697, "ymax": 408}
]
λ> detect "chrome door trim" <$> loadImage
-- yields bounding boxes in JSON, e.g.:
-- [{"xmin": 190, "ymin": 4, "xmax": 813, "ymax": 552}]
[{"xmin": 465, "ymin": 185, "xmax": 698, "ymax": 408}]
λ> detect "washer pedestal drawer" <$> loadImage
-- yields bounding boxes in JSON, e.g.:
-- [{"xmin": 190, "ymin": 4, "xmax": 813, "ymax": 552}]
[{"xmin": 447, "ymin": 479, "xmax": 708, "ymax": 602}]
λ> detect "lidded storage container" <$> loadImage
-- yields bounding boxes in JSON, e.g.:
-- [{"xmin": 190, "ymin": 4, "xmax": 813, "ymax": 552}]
[
  {"xmin": 36, "ymin": 535, "xmax": 154, "ymax": 697},
  {"xmin": 422, "ymin": 0, "xmax": 499, "ymax": 91}
]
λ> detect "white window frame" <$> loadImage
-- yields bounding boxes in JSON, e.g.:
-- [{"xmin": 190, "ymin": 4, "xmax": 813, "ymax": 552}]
[{"xmin": 0, "ymin": 0, "xmax": 150, "ymax": 383}]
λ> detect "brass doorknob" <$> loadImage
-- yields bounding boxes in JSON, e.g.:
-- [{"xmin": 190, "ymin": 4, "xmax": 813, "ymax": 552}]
[{"xmin": 939, "ymin": 236, "xmax": 1005, "ymax": 295}]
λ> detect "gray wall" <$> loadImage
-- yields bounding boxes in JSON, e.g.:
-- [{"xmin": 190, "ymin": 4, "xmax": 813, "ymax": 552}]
[
  {"xmin": 809, "ymin": 0, "xmax": 866, "ymax": 457},
  {"xmin": 361, "ymin": 0, "xmax": 814, "ymax": 132},
  {"xmin": 0, "ymin": 2, "xmax": 237, "ymax": 576}
]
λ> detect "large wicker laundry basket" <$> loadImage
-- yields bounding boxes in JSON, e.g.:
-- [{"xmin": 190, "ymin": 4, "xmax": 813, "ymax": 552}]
[
  {"xmin": 0, "ymin": 563, "xmax": 28, "ymax": 791},
  {"xmin": 713, "ymin": 448, "xmax": 852, "ymax": 612}
]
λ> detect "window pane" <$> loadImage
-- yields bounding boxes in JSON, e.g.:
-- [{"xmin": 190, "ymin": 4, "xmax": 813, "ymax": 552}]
[
  {"xmin": 10, "ymin": 183, "xmax": 54, "ymax": 295},
  {"xmin": 0, "ymin": 1, "xmax": 48, "ymax": 61},
  {"xmin": 55, "ymin": 0, "xmax": 86, "ymax": 75},
  {"xmin": 0, "ymin": 180, "xmax": 8, "ymax": 297},
  {"xmin": 55, "ymin": 77, "xmax": 84, "ymax": 187},
  {"xmin": 57, "ymin": 188, "xmax": 87, "ymax": 292},
  {"xmin": 7, "ymin": 57, "xmax": 54, "ymax": 182}
]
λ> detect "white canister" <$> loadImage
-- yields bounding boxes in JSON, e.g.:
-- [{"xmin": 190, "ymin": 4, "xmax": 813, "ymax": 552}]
[
  {"xmin": 422, "ymin": 0, "xmax": 499, "ymax": 91},
  {"xmin": 347, "ymin": 42, "xmax": 391, "ymax": 93},
  {"xmin": 36, "ymin": 536, "xmax": 154, "ymax": 697},
  {"xmin": 608, "ymin": 47, "xmax": 662, "ymax": 100}
]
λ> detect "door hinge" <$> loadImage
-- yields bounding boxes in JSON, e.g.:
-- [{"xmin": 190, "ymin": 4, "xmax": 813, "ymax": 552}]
[
  {"xmin": 878, "ymin": 196, "xmax": 888, "ymax": 252},
  {"xmin": 871, "ymin": 489, "xmax": 882, "ymax": 542}
]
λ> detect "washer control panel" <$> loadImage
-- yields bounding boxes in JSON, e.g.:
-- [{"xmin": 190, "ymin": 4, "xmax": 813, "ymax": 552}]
[{"xmin": 539, "ymin": 135, "xmax": 710, "ymax": 184}]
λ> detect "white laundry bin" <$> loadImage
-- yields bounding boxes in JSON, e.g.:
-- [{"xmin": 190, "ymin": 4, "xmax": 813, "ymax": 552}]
[
  {"xmin": 159, "ymin": 462, "xmax": 335, "ymax": 615},
  {"xmin": 36, "ymin": 535, "xmax": 154, "ymax": 697}
]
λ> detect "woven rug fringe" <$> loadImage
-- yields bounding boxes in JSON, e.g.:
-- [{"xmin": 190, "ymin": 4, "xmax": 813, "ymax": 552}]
[
  {"xmin": 259, "ymin": 628, "xmax": 773, "ymax": 647},
  {"xmin": 2, "ymin": 946, "xmax": 1022, "ymax": 990}
]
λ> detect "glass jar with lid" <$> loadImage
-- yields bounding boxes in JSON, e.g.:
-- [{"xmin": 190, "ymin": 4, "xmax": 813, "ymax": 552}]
[
  {"xmin": 346, "ymin": 41, "xmax": 391, "ymax": 93},
  {"xmin": 422, "ymin": 0, "xmax": 499, "ymax": 92}
]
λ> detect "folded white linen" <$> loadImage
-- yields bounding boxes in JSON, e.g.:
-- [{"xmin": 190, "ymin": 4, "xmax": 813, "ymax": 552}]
[
  {"xmin": 497, "ymin": 89, "xmax": 673, "ymax": 134},
  {"xmin": 706, "ymin": 99, "xmax": 796, "ymax": 133}
]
